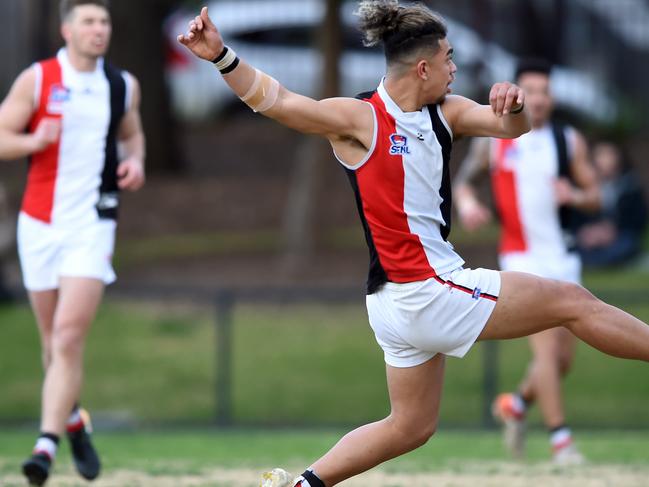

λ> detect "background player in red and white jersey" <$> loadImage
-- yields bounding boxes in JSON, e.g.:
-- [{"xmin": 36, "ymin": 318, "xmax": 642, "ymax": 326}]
[
  {"xmin": 454, "ymin": 59, "xmax": 600, "ymax": 464},
  {"xmin": 0, "ymin": 0, "xmax": 144, "ymax": 484}
]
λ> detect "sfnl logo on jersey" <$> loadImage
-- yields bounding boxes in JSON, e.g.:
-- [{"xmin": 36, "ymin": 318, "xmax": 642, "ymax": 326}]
[
  {"xmin": 389, "ymin": 133, "xmax": 411, "ymax": 155},
  {"xmin": 47, "ymin": 84, "xmax": 70, "ymax": 115}
]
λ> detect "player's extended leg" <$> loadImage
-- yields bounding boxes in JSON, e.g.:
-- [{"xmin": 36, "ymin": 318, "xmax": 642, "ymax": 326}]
[
  {"xmin": 279, "ymin": 353, "xmax": 445, "ymax": 487},
  {"xmin": 478, "ymin": 271, "xmax": 649, "ymax": 360}
]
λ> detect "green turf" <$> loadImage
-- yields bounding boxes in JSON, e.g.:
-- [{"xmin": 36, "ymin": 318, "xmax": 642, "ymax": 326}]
[
  {"xmin": 0, "ymin": 302, "xmax": 215, "ymax": 422},
  {"xmin": 1, "ymin": 269, "xmax": 648, "ymax": 427},
  {"xmin": 1, "ymin": 429, "xmax": 648, "ymax": 477}
]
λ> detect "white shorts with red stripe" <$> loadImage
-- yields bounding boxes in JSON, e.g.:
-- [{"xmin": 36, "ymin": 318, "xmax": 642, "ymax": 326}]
[
  {"xmin": 366, "ymin": 267, "xmax": 501, "ymax": 367},
  {"xmin": 17, "ymin": 212, "xmax": 116, "ymax": 291}
]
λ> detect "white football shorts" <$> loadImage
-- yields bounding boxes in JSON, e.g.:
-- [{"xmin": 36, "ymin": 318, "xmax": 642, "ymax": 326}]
[
  {"xmin": 499, "ymin": 251, "xmax": 581, "ymax": 285},
  {"xmin": 366, "ymin": 267, "xmax": 501, "ymax": 368},
  {"xmin": 17, "ymin": 212, "xmax": 117, "ymax": 291}
]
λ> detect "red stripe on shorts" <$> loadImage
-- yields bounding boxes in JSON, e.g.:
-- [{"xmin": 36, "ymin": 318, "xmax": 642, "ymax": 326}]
[{"xmin": 433, "ymin": 275, "xmax": 498, "ymax": 302}]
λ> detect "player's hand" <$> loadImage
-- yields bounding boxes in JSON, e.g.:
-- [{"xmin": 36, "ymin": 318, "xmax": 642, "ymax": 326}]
[
  {"xmin": 489, "ymin": 82, "xmax": 525, "ymax": 117},
  {"xmin": 177, "ymin": 7, "xmax": 224, "ymax": 62},
  {"xmin": 32, "ymin": 117, "xmax": 61, "ymax": 151},
  {"xmin": 554, "ymin": 177, "xmax": 584, "ymax": 207},
  {"xmin": 117, "ymin": 157, "xmax": 145, "ymax": 191},
  {"xmin": 457, "ymin": 198, "xmax": 492, "ymax": 231}
]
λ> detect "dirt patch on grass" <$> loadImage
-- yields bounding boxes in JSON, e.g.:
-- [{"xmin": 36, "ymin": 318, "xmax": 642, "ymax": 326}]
[{"xmin": 2, "ymin": 462, "xmax": 648, "ymax": 487}]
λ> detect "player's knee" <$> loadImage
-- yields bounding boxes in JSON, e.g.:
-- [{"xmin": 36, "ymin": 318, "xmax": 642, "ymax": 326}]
[
  {"xmin": 576, "ymin": 282, "xmax": 598, "ymax": 303},
  {"xmin": 559, "ymin": 282, "xmax": 600, "ymax": 322},
  {"xmin": 558, "ymin": 353, "xmax": 574, "ymax": 376},
  {"xmin": 414, "ymin": 420, "xmax": 437, "ymax": 447},
  {"xmin": 559, "ymin": 360, "xmax": 572, "ymax": 377},
  {"xmin": 402, "ymin": 424, "xmax": 436, "ymax": 450},
  {"xmin": 391, "ymin": 413, "xmax": 437, "ymax": 449},
  {"xmin": 530, "ymin": 356, "xmax": 560, "ymax": 377},
  {"xmin": 531, "ymin": 342, "xmax": 560, "ymax": 362},
  {"xmin": 41, "ymin": 348, "xmax": 52, "ymax": 369},
  {"xmin": 52, "ymin": 325, "xmax": 85, "ymax": 359}
]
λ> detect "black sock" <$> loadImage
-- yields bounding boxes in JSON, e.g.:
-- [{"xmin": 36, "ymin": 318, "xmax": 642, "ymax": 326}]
[
  {"xmin": 549, "ymin": 423, "xmax": 568, "ymax": 434},
  {"xmin": 302, "ymin": 469, "xmax": 325, "ymax": 487}
]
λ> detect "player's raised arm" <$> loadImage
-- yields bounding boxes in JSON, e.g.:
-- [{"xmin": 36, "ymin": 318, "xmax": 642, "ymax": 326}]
[
  {"xmin": 177, "ymin": 7, "xmax": 373, "ymax": 150},
  {"xmin": 442, "ymin": 82, "xmax": 530, "ymax": 140}
]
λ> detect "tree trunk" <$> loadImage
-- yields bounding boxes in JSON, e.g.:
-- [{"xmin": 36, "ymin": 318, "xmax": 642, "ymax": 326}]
[
  {"xmin": 108, "ymin": 0, "xmax": 182, "ymax": 173},
  {"xmin": 281, "ymin": 0, "xmax": 342, "ymax": 268}
]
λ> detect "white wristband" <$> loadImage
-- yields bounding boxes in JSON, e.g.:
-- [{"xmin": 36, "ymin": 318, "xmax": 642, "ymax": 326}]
[{"xmin": 213, "ymin": 46, "xmax": 238, "ymax": 73}]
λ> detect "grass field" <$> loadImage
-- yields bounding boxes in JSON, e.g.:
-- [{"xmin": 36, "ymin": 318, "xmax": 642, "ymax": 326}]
[
  {"xmin": 1, "ymin": 267, "xmax": 648, "ymax": 485},
  {"xmin": 1, "ymin": 268, "xmax": 649, "ymax": 427},
  {"xmin": 1, "ymin": 429, "xmax": 649, "ymax": 486}
]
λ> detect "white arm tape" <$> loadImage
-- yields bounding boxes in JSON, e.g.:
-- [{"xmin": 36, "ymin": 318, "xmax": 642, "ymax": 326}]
[
  {"xmin": 241, "ymin": 69, "xmax": 262, "ymax": 102},
  {"xmin": 239, "ymin": 68, "xmax": 280, "ymax": 113},
  {"xmin": 254, "ymin": 76, "xmax": 280, "ymax": 113}
]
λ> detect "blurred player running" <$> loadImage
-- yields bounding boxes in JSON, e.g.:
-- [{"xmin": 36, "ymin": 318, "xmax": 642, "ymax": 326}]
[
  {"xmin": 0, "ymin": 0, "xmax": 145, "ymax": 484},
  {"xmin": 454, "ymin": 59, "xmax": 600, "ymax": 464}
]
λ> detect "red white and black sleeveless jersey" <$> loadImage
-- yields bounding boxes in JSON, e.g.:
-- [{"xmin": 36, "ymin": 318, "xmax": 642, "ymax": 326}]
[
  {"xmin": 23, "ymin": 48, "xmax": 132, "ymax": 228},
  {"xmin": 340, "ymin": 80, "xmax": 464, "ymax": 294},
  {"xmin": 490, "ymin": 124, "xmax": 576, "ymax": 257}
]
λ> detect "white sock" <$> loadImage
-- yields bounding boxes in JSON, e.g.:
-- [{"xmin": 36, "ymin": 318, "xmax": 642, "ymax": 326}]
[
  {"xmin": 33, "ymin": 437, "xmax": 57, "ymax": 460},
  {"xmin": 550, "ymin": 427, "xmax": 573, "ymax": 451},
  {"xmin": 67, "ymin": 407, "xmax": 82, "ymax": 425},
  {"xmin": 511, "ymin": 394, "xmax": 526, "ymax": 415}
]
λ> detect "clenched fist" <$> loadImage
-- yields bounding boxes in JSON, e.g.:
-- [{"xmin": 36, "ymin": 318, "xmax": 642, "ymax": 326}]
[{"xmin": 489, "ymin": 82, "xmax": 525, "ymax": 117}]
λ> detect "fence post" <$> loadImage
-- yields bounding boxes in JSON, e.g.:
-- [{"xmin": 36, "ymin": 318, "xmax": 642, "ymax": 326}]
[
  {"xmin": 215, "ymin": 290, "xmax": 234, "ymax": 426},
  {"xmin": 482, "ymin": 340, "xmax": 499, "ymax": 428}
]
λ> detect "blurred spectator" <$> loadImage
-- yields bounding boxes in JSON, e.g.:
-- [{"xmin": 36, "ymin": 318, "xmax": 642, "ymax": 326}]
[{"xmin": 577, "ymin": 142, "xmax": 648, "ymax": 267}]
